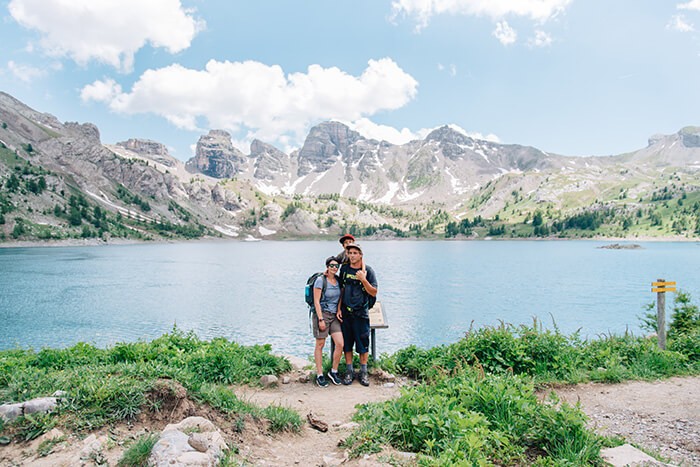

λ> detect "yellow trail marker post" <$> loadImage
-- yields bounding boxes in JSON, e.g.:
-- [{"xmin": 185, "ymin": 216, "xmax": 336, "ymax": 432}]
[{"xmin": 651, "ymin": 279, "xmax": 676, "ymax": 350}]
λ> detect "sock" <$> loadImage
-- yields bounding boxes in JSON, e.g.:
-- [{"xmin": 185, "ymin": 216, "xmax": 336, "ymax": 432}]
[
  {"xmin": 360, "ymin": 364, "xmax": 367, "ymax": 373},
  {"xmin": 331, "ymin": 369, "xmax": 338, "ymax": 374},
  {"xmin": 347, "ymin": 364, "xmax": 354, "ymax": 374}
]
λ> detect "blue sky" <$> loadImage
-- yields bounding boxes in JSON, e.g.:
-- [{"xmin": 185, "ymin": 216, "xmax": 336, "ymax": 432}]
[{"xmin": 1, "ymin": 0, "xmax": 699, "ymax": 160}]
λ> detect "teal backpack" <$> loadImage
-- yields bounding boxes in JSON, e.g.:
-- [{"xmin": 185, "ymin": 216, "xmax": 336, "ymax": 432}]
[{"xmin": 304, "ymin": 272, "xmax": 327, "ymax": 309}]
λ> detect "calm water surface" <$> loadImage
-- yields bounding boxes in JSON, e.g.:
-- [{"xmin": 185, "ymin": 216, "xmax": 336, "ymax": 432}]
[{"xmin": 1, "ymin": 240, "xmax": 699, "ymax": 358}]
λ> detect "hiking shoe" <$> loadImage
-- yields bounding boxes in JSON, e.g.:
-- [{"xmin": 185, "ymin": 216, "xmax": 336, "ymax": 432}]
[
  {"xmin": 342, "ymin": 371, "xmax": 354, "ymax": 385},
  {"xmin": 359, "ymin": 371, "xmax": 370, "ymax": 387},
  {"xmin": 316, "ymin": 374, "xmax": 329, "ymax": 388},
  {"xmin": 327, "ymin": 371, "xmax": 342, "ymax": 386}
]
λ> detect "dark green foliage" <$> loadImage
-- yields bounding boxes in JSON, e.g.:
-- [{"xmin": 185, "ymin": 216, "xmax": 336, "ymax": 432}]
[
  {"xmin": 281, "ymin": 201, "xmax": 301, "ymax": 220},
  {"xmin": 5, "ymin": 174, "xmax": 20, "ymax": 192},
  {"xmin": 11, "ymin": 219, "xmax": 26, "ymax": 238},
  {"xmin": 384, "ymin": 319, "xmax": 695, "ymax": 386},
  {"xmin": 669, "ymin": 290, "xmax": 700, "ymax": 337},
  {"xmin": 167, "ymin": 200, "xmax": 191, "ymax": 222},
  {"xmin": 385, "ymin": 321, "xmax": 583, "ymax": 383},
  {"xmin": 116, "ymin": 184, "xmax": 152, "ymax": 212},
  {"xmin": 345, "ymin": 372, "xmax": 603, "ymax": 465},
  {"xmin": 68, "ymin": 206, "xmax": 82, "ymax": 226},
  {"xmin": 186, "ymin": 338, "xmax": 291, "ymax": 384}
]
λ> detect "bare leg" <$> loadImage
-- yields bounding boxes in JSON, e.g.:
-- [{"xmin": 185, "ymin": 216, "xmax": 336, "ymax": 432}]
[
  {"xmin": 314, "ymin": 338, "xmax": 326, "ymax": 375},
  {"xmin": 330, "ymin": 331, "xmax": 344, "ymax": 371}
]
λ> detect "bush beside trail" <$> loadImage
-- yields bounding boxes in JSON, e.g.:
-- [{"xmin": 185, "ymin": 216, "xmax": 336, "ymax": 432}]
[{"xmin": 0, "ymin": 328, "xmax": 300, "ymax": 446}]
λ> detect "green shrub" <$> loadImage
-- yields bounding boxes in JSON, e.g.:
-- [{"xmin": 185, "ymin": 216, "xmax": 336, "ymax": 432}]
[
  {"xmin": 669, "ymin": 291, "xmax": 700, "ymax": 338},
  {"xmin": 669, "ymin": 329, "xmax": 700, "ymax": 364},
  {"xmin": 346, "ymin": 372, "xmax": 603, "ymax": 465}
]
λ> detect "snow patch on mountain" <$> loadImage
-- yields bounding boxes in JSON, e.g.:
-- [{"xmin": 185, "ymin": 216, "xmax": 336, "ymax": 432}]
[
  {"xmin": 397, "ymin": 186, "xmax": 424, "ymax": 202},
  {"xmin": 375, "ymin": 182, "xmax": 400, "ymax": 204},
  {"xmin": 445, "ymin": 167, "xmax": 469, "ymax": 195},
  {"xmin": 214, "ymin": 225, "xmax": 239, "ymax": 237}
]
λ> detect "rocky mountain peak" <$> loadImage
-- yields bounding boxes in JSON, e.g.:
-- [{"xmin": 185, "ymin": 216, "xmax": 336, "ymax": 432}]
[
  {"xmin": 249, "ymin": 139, "xmax": 289, "ymax": 181},
  {"xmin": 424, "ymin": 125, "xmax": 473, "ymax": 145},
  {"xmin": 117, "ymin": 138, "xmax": 176, "ymax": 167},
  {"xmin": 296, "ymin": 122, "xmax": 364, "ymax": 176},
  {"xmin": 186, "ymin": 129, "xmax": 246, "ymax": 178}
]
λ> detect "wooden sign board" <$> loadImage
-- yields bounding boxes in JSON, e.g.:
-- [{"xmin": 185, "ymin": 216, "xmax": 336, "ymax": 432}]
[
  {"xmin": 652, "ymin": 281, "xmax": 676, "ymax": 287},
  {"xmin": 652, "ymin": 288, "xmax": 676, "ymax": 293},
  {"xmin": 369, "ymin": 301, "xmax": 388, "ymax": 329}
]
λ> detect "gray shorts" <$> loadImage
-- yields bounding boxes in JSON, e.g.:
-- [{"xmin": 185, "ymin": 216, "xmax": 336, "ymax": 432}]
[{"xmin": 312, "ymin": 311, "xmax": 341, "ymax": 339}]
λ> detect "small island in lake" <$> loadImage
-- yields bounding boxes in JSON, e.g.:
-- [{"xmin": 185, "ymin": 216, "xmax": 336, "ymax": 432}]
[{"xmin": 598, "ymin": 243, "xmax": 643, "ymax": 250}]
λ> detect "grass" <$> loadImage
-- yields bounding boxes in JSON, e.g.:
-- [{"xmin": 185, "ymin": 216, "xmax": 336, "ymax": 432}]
[
  {"xmin": 117, "ymin": 433, "xmax": 158, "ymax": 467},
  {"xmin": 0, "ymin": 327, "xmax": 300, "ymax": 441}
]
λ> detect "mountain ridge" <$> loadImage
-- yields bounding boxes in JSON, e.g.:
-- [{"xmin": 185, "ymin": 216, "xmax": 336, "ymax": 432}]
[{"xmin": 1, "ymin": 91, "xmax": 699, "ymax": 242}]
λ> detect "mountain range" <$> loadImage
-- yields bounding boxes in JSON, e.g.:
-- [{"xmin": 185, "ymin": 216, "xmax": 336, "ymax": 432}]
[{"xmin": 1, "ymin": 91, "xmax": 699, "ymax": 242}]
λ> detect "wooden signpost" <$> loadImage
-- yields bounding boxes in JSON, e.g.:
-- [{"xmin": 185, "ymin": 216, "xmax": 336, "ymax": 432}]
[{"xmin": 651, "ymin": 279, "xmax": 676, "ymax": 350}]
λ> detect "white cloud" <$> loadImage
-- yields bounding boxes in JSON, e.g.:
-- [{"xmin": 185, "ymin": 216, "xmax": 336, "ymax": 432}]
[
  {"xmin": 7, "ymin": 60, "xmax": 45, "ymax": 83},
  {"xmin": 344, "ymin": 120, "xmax": 502, "ymax": 146},
  {"xmin": 82, "ymin": 58, "xmax": 419, "ymax": 148},
  {"xmin": 493, "ymin": 21, "xmax": 517, "ymax": 45},
  {"xmin": 668, "ymin": 14, "xmax": 695, "ymax": 32},
  {"xmin": 347, "ymin": 118, "xmax": 420, "ymax": 145},
  {"xmin": 391, "ymin": 0, "xmax": 572, "ymax": 31},
  {"xmin": 8, "ymin": 0, "xmax": 204, "ymax": 72},
  {"xmin": 678, "ymin": 1, "xmax": 700, "ymax": 11},
  {"xmin": 528, "ymin": 30, "xmax": 553, "ymax": 47},
  {"xmin": 80, "ymin": 78, "xmax": 123, "ymax": 102}
]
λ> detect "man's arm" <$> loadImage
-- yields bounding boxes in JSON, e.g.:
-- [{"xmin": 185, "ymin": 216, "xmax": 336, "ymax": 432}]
[{"xmin": 356, "ymin": 267, "xmax": 377, "ymax": 297}]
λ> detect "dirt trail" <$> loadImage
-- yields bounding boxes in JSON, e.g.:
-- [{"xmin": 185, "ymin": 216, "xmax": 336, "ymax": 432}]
[
  {"xmin": 553, "ymin": 376, "xmax": 700, "ymax": 466},
  {"xmin": 233, "ymin": 374, "xmax": 402, "ymax": 466}
]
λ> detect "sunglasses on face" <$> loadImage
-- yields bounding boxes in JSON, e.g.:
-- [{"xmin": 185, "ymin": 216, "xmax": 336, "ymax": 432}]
[{"xmin": 328, "ymin": 264, "xmax": 339, "ymax": 269}]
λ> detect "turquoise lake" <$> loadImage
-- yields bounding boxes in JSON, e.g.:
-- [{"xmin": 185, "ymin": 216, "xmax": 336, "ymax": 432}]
[{"xmin": 1, "ymin": 240, "xmax": 699, "ymax": 358}]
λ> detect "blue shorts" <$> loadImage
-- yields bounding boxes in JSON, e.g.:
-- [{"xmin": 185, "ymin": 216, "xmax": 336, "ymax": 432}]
[{"xmin": 341, "ymin": 315, "xmax": 370, "ymax": 354}]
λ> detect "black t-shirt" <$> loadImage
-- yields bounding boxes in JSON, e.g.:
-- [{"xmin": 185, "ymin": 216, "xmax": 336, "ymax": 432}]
[{"xmin": 339, "ymin": 264, "xmax": 377, "ymax": 317}]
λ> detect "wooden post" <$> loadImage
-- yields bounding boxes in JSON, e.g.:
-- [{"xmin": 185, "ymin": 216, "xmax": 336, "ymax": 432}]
[
  {"xmin": 656, "ymin": 278, "xmax": 666, "ymax": 350},
  {"xmin": 651, "ymin": 279, "xmax": 675, "ymax": 350}
]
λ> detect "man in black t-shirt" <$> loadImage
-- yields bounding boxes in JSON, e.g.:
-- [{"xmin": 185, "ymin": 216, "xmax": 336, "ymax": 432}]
[{"xmin": 337, "ymin": 243, "xmax": 377, "ymax": 387}]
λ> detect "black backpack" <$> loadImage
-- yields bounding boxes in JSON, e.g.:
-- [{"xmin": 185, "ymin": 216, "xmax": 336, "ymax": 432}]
[{"xmin": 304, "ymin": 272, "xmax": 327, "ymax": 309}]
